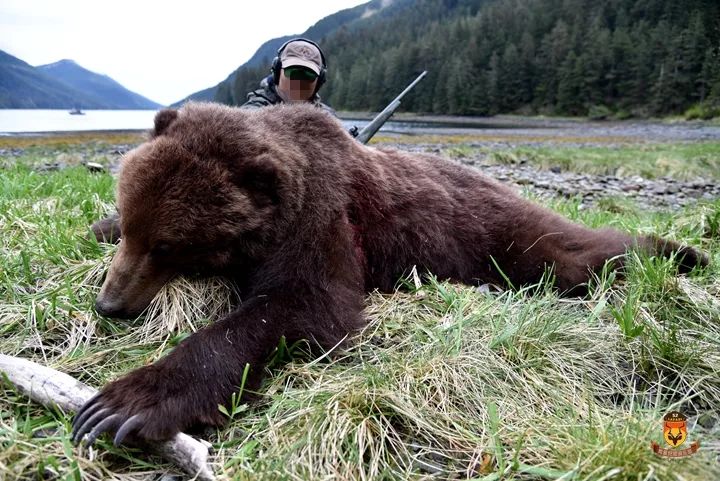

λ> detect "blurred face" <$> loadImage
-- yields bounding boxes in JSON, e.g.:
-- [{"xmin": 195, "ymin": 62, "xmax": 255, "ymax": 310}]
[{"xmin": 277, "ymin": 66, "xmax": 319, "ymax": 102}]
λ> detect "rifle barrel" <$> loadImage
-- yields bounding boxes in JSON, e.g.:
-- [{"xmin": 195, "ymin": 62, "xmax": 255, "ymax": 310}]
[
  {"xmin": 356, "ymin": 100, "xmax": 400, "ymax": 144},
  {"xmin": 355, "ymin": 70, "xmax": 427, "ymax": 144},
  {"xmin": 395, "ymin": 70, "xmax": 427, "ymax": 101}
]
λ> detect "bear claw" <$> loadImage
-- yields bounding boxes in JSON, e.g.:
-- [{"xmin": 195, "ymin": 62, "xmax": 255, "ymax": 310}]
[
  {"xmin": 72, "ymin": 393, "xmax": 142, "ymax": 447},
  {"xmin": 113, "ymin": 414, "xmax": 144, "ymax": 446},
  {"xmin": 84, "ymin": 413, "xmax": 123, "ymax": 447},
  {"xmin": 73, "ymin": 406, "xmax": 112, "ymax": 445}
]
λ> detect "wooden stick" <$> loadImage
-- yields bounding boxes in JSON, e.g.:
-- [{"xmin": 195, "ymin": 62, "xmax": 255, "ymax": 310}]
[{"xmin": 0, "ymin": 354, "xmax": 215, "ymax": 481}]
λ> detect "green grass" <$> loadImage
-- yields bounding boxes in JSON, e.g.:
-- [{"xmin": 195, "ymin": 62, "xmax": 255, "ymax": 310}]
[
  {"xmin": 684, "ymin": 103, "xmax": 720, "ymax": 121},
  {"xmin": 1, "ymin": 135, "xmax": 719, "ymax": 480},
  {"xmin": 484, "ymin": 142, "xmax": 720, "ymax": 179}
]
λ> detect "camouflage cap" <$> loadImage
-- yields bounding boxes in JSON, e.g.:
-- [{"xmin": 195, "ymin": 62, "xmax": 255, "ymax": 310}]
[{"xmin": 280, "ymin": 40, "xmax": 323, "ymax": 75}]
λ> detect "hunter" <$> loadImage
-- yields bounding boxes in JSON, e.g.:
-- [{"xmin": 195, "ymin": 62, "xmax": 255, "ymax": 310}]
[{"xmin": 241, "ymin": 38, "xmax": 334, "ymax": 115}]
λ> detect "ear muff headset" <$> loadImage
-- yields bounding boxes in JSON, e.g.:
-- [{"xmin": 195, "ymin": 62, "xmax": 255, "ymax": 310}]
[{"xmin": 271, "ymin": 38, "xmax": 327, "ymax": 94}]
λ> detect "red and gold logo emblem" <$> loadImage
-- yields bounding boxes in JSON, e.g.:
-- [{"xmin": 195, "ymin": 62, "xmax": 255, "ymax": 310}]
[
  {"xmin": 651, "ymin": 411, "xmax": 700, "ymax": 458},
  {"xmin": 663, "ymin": 411, "xmax": 687, "ymax": 447}
]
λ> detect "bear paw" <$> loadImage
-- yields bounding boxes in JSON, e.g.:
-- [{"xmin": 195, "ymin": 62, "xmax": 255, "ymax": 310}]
[{"xmin": 71, "ymin": 365, "xmax": 223, "ymax": 446}]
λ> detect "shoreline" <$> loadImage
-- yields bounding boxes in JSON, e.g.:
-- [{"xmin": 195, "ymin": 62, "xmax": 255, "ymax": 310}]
[
  {"xmin": 1, "ymin": 129, "xmax": 717, "ymax": 214},
  {"xmin": 2, "ymin": 112, "xmax": 719, "ymax": 137},
  {"xmin": 0, "ymin": 129, "xmax": 147, "ymax": 137}
]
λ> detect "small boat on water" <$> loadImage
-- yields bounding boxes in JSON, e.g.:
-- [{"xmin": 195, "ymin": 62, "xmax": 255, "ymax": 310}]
[{"xmin": 69, "ymin": 107, "xmax": 85, "ymax": 115}]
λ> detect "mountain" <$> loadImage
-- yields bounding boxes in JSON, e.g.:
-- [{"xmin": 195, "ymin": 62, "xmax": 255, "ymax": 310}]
[
  {"xmin": 294, "ymin": 0, "xmax": 720, "ymax": 116},
  {"xmin": 178, "ymin": 0, "xmax": 720, "ymax": 117},
  {"xmin": 0, "ymin": 50, "xmax": 161, "ymax": 109},
  {"xmin": 38, "ymin": 60, "xmax": 161, "ymax": 109},
  {"xmin": 0, "ymin": 50, "xmax": 99, "ymax": 108}
]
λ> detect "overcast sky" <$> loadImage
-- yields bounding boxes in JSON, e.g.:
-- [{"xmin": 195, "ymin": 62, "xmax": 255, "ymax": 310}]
[{"xmin": 0, "ymin": 0, "xmax": 368, "ymax": 106}]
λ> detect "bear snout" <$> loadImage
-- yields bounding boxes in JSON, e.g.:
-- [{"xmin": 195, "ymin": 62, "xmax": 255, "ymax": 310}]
[
  {"xmin": 95, "ymin": 295, "xmax": 136, "ymax": 319},
  {"xmin": 96, "ymin": 245, "xmax": 176, "ymax": 319}
]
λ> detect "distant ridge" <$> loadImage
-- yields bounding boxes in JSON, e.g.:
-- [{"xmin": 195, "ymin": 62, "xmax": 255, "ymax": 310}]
[
  {"xmin": 0, "ymin": 50, "xmax": 162, "ymax": 109},
  {"xmin": 38, "ymin": 60, "xmax": 162, "ymax": 109},
  {"xmin": 0, "ymin": 50, "xmax": 96, "ymax": 109}
]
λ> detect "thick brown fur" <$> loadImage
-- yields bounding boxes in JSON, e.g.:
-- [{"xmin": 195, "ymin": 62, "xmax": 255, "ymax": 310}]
[{"xmin": 74, "ymin": 102, "xmax": 709, "ymax": 445}]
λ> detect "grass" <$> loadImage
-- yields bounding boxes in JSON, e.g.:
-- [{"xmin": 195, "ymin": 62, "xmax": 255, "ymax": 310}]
[
  {"xmin": 0, "ymin": 131, "xmax": 145, "ymax": 150},
  {"xmin": 0, "ymin": 133, "xmax": 719, "ymax": 480},
  {"xmin": 485, "ymin": 142, "xmax": 720, "ymax": 180}
]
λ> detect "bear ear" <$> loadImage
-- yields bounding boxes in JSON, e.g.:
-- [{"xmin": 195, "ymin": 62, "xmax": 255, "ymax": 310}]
[
  {"xmin": 152, "ymin": 109, "xmax": 179, "ymax": 137},
  {"xmin": 236, "ymin": 156, "xmax": 282, "ymax": 207}
]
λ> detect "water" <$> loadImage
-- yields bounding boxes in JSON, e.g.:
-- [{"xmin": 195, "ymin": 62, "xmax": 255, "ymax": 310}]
[
  {"xmin": 0, "ymin": 109, "xmax": 504, "ymax": 135},
  {"xmin": 5, "ymin": 109, "xmax": 715, "ymax": 142},
  {"xmin": 0, "ymin": 110, "xmax": 159, "ymax": 134}
]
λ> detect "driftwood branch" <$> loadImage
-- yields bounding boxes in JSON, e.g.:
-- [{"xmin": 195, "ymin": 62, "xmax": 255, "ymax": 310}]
[{"xmin": 0, "ymin": 354, "xmax": 215, "ymax": 481}]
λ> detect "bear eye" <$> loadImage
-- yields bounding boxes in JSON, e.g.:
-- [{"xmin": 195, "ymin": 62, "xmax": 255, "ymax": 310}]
[{"xmin": 151, "ymin": 242, "xmax": 174, "ymax": 257}]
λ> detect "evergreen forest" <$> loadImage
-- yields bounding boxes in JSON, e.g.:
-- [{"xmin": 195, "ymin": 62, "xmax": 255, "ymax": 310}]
[{"xmin": 218, "ymin": 0, "xmax": 720, "ymax": 117}]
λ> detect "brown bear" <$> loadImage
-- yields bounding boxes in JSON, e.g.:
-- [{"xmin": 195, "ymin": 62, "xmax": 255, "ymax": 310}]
[{"xmin": 73, "ymin": 102, "xmax": 708, "ymax": 447}]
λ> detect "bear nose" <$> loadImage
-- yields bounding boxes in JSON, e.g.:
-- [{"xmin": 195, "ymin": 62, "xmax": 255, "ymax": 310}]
[{"xmin": 95, "ymin": 297, "xmax": 132, "ymax": 319}]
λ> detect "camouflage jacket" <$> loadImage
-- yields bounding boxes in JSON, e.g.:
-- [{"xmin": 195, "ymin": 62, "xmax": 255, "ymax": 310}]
[{"xmin": 240, "ymin": 76, "xmax": 336, "ymax": 116}]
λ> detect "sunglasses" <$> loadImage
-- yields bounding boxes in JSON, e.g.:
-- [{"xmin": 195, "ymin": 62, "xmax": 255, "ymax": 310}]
[{"xmin": 284, "ymin": 67, "xmax": 318, "ymax": 81}]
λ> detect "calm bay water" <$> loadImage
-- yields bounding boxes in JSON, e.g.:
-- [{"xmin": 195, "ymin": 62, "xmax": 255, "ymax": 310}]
[
  {"xmin": 0, "ymin": 109, "xmax": 488, "ymax": 135},
  {"xmin": 1, "ymin": 109, "xmax": 596, "ymax": 140},
  {"xmin": 0, "ymin": 109, "xmax": 384, "ymax": 134},
  {"xmin": 0, "ymin": 109, "xmax": 159, "ymax": 133}
]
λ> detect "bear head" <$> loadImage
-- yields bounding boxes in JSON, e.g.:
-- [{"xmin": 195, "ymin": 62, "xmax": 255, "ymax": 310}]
[{"xmin": 95, "ymin": 104, "xmax": 301, "ymax": 318}]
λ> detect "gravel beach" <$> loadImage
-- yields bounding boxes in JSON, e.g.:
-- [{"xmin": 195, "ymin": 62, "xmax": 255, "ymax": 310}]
[
  {"xmin": 426, "ymin": 151, "xmax": 720, "ymax": 211},
  {"xmin": 2, "ymin": 117, "xmax": 718, "ymax": 211},
  {"xmin": 378, "ymin": 116, "xmax": 720, "ymax": 211}
]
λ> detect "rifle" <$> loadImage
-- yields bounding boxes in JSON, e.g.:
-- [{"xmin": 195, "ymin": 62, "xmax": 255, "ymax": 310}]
[{"xmin": 350, "ymin": 70, "xmax": 427, "ymax": 144}]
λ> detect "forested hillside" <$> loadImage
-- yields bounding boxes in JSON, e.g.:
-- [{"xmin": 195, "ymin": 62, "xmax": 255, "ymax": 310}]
[{"xmin": 218, "ymin": 0, "xmax": 720, "ymax": 117}]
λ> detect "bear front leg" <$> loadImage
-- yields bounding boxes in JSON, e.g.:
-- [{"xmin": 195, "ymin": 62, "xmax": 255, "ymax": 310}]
[{"xmin": 72, "ymin": 288, "xmax": 363, "ymax": 446}]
